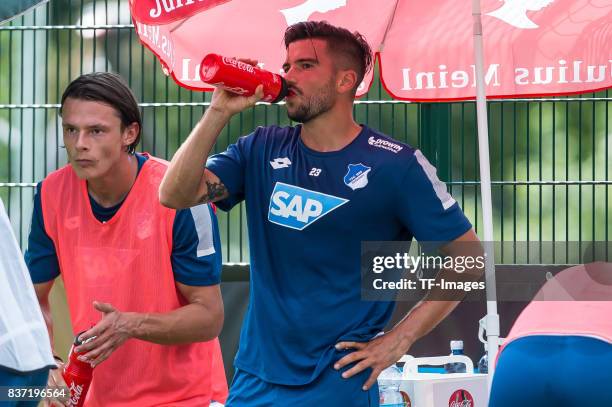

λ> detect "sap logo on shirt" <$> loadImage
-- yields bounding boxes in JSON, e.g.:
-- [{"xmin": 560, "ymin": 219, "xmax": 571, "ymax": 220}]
[{"xmin": 268, "ymin": 182, "xmax": 348, "ymax": 230}]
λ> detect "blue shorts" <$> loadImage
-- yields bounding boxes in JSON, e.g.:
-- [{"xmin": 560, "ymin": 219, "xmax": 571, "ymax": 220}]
[
  {"xmin": 0, "ymin": 366, "xmax": 50, "ymax": 407},
  {"xmin": 226, "ymin": 351, "xmax": 379, "ymax": 406},
  {"xmin": 490, "ymin": 335, "xmax": 612, "ymax": 407}
]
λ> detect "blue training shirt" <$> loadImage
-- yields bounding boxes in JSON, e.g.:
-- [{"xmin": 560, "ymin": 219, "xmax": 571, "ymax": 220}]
[
  {"xmin": 25, "ymin": 153, "xmax": 222, "ymax": 286},
  {"xmin": 206, "ymin": 124, "xmax": 472, "ymax": 385}
]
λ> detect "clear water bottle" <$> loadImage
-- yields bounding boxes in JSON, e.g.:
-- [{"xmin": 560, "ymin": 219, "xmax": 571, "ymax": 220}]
[
  {"xmin": 444, "ymin": 340, "xmax": 467, "ymax": 373},
  {"xmin": 478, "ymin": 343, "xmax": 488, "ymax": 374},
  {"xmin": 378, "ymin": 365, "xmax": 404, "ymax": 407}
]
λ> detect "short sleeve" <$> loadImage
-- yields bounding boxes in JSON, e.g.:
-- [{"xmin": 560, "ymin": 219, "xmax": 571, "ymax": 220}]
[
  {"xmin": 24, "ymin": 181, "xmax": 60, "ymax": 283},
  {"xmin": 171, "ymin": 203, "xmax": 222, "ymax": 286},
  {"xmin": 206, "ymin": 133, "xmax": 253, "ymax": 211},
  {"xmin": 397, "ymin": 150, "xmax": 472, "ymax": 243}
]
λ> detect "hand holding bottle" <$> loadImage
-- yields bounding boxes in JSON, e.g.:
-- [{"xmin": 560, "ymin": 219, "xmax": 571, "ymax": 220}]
[{"xmin": 202, "ymin": 54, "xmax": 287, "ymax": 116}]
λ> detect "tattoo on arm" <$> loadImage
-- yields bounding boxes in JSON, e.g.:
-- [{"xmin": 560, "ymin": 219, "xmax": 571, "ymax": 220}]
[{"xmin": 202, "ymin": 180, "xmax": 227, "ymax": 202}]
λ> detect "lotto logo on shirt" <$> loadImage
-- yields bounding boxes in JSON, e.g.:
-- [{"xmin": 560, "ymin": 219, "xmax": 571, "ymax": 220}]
[{"xmin": 268, "ymin": 182, "xmax": 348, "ymax": 230}]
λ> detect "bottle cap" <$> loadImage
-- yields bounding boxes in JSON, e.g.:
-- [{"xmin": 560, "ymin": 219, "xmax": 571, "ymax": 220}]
[
  {"xmin": 450, "ymin": 340, "xmax": 464, "ymax": 350},
  {"xmin": 75, "ymin": 332, "xmax": 96, "ymax": 347},
  {"xmin": 271, "ymin": 76, "xmax": 289, "ymax": 103}
]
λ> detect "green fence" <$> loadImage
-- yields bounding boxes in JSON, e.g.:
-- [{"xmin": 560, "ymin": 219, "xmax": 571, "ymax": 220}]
[{"xmin": 1, "ymin": 0, "xmax": 610, "ymax": 266}]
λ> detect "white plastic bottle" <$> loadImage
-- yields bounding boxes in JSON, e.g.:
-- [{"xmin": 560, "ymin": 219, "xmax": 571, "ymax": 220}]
[
  {"xmin": 444, "ymin": 340, "xmax": 467, "ymax": 373},
  {"xmin": 378, "ymin": 365, "xmax": 404, "ymax": 407}
]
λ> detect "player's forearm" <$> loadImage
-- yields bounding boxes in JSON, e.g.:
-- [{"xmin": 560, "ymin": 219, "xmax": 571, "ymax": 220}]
[
  {"xmin": 39, "ymin": 298, "xmax": 57, "ymax": 352},
  {"xmin": 392, "ymin": 234, "xmax": 484, "ymax": 350},
  {"xmin": 393, "ymin": 265, "xmax": 478, "ymax": 347},
  {"xmin": 392, "ymin": 299, "xmax": 460, "ymax": 351},
  {"xmin": 127, "ymin": 302, "xmax": 224, "ymax": 345},
  {"xmin": 34, "ymin": 283, "xmax": 59, "ymax": 358},
  {"xmin": 160, "ymin": 107, "xmax": 231, "ymax": 208},
  {"xmin": 42, "ymin": 303, "xmax": 64, "ymax": 364}
]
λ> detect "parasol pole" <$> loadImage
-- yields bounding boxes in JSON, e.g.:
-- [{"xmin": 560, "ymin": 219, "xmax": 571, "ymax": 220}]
[{"xmin": 472, "ymin": 0, "xmax": 500, "ymax": 391}]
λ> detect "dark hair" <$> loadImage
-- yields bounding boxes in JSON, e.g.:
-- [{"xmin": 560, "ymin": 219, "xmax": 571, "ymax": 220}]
[
  {"xmin": 284, "ymin": 21, "xmax": 373, "ymax": 95},
  {"xmin": 60, "ymin": 72, "xmax": 142, "ymax": 155}
]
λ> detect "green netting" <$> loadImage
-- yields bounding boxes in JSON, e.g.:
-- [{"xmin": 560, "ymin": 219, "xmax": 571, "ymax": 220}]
[{"xmin": 0, "ymin": 0, "xmax": 610, "ymax": 268}]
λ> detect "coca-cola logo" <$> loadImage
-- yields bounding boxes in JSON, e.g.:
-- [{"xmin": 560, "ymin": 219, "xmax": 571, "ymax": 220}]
[
  {"xmin": 401, "ymin": 391, "xmax": 412, "ymax": 407},
  {"xmin": 221, "ymin": 57, "xmax": 255, "ymax": 74},
  {"xmin": 449, "ymin": 389, "xmax": 474, "ymax": 407},
  {"xmin": 69, "ymin": 382, "xmax": 83, "ymax": 405}
]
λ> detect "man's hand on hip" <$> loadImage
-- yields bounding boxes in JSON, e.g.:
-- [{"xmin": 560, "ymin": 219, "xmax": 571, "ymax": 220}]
[{"xmin": 334, "ymin": 330, "xmax": 412, "ymax": 391}]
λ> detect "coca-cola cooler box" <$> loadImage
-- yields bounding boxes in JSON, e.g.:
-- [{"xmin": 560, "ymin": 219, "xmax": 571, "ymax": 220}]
[{"xmin": 398, "ymin": 355, "xmax": 489, "ymax": 407}]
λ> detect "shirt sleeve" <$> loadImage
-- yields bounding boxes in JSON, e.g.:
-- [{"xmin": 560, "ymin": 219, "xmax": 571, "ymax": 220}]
[
  {"xmin": 396, "ymin": 150, "xmax": 472, "ymax": 243},
  {"xmin": 206, "ymin": 132, "xmax": 254, "ymax": 211},
  {"xmin": 171, "ymin": 203, "xmax": 222, "ymax": 286},
  {"xmin": 24, "ymin": 181, "xmax": 61, "ymax": 283}
]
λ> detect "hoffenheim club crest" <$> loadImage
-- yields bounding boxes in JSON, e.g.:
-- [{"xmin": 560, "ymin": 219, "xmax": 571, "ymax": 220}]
[{"xmin": 343, "ymin": 163, "xmax": 371, "ymax": 191}]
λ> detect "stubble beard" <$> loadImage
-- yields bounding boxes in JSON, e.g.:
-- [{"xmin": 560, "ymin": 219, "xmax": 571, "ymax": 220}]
[{"xmin": 287, "ymin": 80, "xmax": 336, "ymax": 123}]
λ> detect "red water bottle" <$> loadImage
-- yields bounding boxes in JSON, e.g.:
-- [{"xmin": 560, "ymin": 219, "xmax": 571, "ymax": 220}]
[
  {"xmin": 62, "ymin": 332, "xmax": 94, "ymax": 407},
  {"xmin": 200, "ymin": 53, "xmax": 288, "ymax": 103}
]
